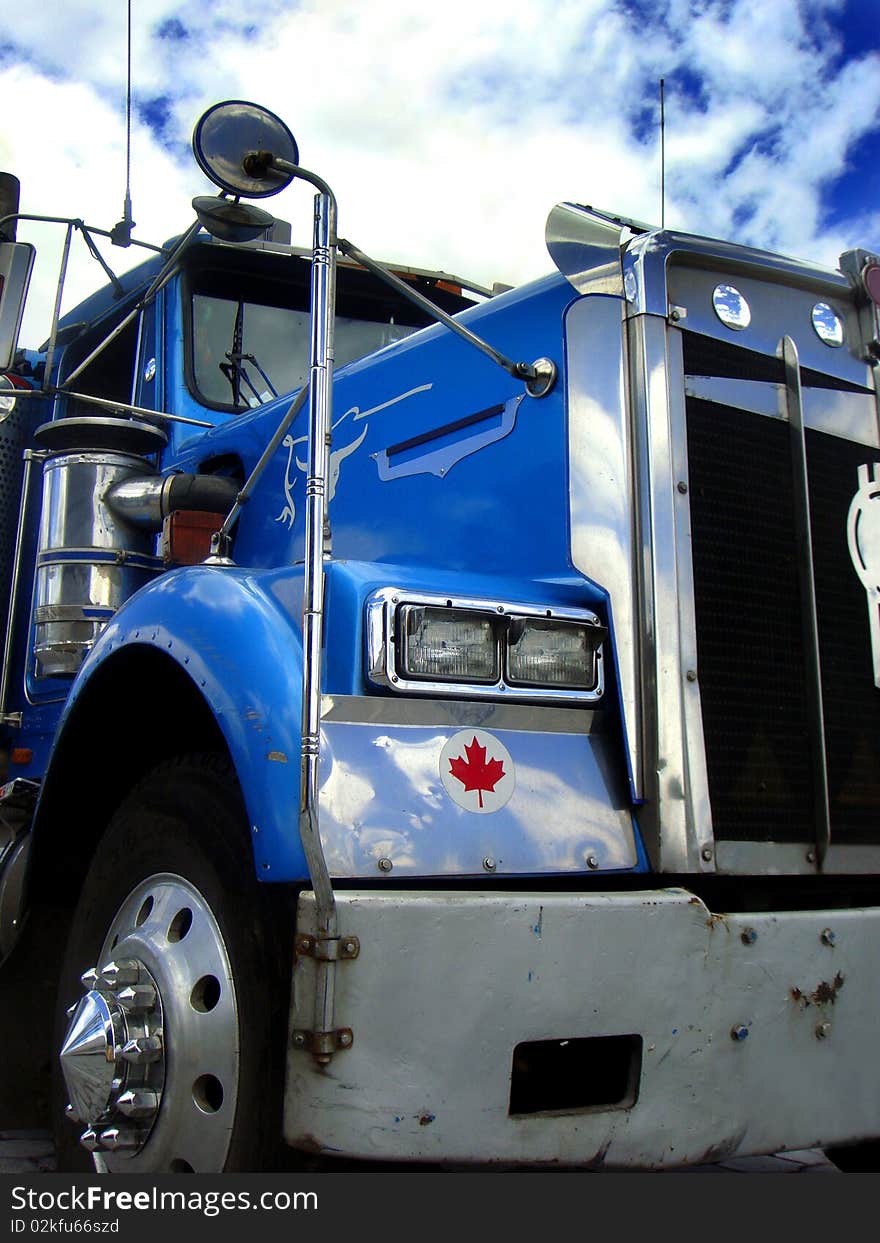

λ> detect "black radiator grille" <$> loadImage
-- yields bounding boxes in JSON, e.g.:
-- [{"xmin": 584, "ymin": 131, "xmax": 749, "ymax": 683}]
[
  {"xmin": 684, "ymin": 333, "xmax": 880, "ymax": 847},
  {"xmin": 686, "ymin": 399, "xmax": 813, "ymax": 842},
  {"xmin": 807, "ymin": 429, "xmax": 880, "ymax": 844}
]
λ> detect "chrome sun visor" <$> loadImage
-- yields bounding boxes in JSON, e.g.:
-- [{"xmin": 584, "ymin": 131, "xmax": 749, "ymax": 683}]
[{"xmin": 545, "ymin": 202, "xmax": 633, "ymax": 298}]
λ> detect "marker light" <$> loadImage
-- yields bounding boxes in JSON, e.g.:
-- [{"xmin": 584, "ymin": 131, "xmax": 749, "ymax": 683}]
[
  {"xmin": 863, "ymin": 263, "xmax": 880, "ymax": 306},
  {"xmin": 712, "ymin": 283, "xmax": 751, "ymax": 331},
  {"xmin": 811, "ymin": 302, "xmax": 845, "ymax": 347}
]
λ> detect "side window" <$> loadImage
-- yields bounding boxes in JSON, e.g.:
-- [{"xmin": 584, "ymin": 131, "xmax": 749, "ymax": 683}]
[{"xmin": 58, "ymin": 309, "xmax": 139, "ymax": 410}]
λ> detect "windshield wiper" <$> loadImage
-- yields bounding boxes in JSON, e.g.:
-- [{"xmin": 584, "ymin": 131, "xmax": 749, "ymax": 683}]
[
  {"xmin": 221, "ymin": 351, "xmax": 279, "ymax": 406},
  {"xmin": 219, "ymin": 300, "xmax": 279, "ymax": 408}
]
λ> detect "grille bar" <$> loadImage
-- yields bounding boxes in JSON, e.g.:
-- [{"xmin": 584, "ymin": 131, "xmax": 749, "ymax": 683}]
[{"xmin": 781, "ymin": 336, "xmax": 830, "ymax": 862}]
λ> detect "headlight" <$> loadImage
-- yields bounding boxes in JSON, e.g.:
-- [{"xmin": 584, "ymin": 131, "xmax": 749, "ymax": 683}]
[
  {"xmin": 507, "ymin": 618, "xmax": 598, "ymax": 688},
  {"xmin": 366, "ymin": 589, "xmax": 606, "ymax": 704},
  {"xmin": 400, "ymin": 606, "xmax": 500, "ymax": 682}
]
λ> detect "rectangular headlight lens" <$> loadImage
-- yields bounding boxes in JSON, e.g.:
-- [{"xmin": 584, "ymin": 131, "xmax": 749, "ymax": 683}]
[
  {"xmin": 507, "ymin": 619, "xmax": 598, "ymax": 688},
  {"xmin": 400, "ymin": 606, "xmax": 499, "ymax": 682}
]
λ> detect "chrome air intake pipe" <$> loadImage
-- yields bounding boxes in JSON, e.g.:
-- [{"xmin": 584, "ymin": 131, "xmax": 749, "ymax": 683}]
[{"xmin": 103, "ymin": 472, "xmax": 239, "ymax": 530}]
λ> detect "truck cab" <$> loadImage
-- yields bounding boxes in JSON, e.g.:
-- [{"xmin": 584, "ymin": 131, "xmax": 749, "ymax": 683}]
[{"xmin": 1, "ymin": 103, "xmax": 879, "ymax": 1172}]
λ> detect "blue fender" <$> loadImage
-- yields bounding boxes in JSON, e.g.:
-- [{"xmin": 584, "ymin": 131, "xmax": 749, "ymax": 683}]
[{"xmin": 53, "ymin": 563, "xmax": 308, "ymax": 881}]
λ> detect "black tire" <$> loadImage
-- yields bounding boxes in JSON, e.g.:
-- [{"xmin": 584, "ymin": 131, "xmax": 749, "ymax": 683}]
[{"xmin": 52, "ymin": 753, "xmax": 293, "ymax": 1172}]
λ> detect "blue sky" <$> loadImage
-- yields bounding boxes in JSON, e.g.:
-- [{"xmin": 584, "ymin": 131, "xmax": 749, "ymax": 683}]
[{"xmin": 0, "ymin": 0, "xmax": 878, "ymax": 343}]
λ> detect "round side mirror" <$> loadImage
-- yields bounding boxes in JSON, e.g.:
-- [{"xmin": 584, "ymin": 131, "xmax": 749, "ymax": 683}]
[{"xmin": 192, "ymin": 100, "xmax": 299, "ymax": 199}]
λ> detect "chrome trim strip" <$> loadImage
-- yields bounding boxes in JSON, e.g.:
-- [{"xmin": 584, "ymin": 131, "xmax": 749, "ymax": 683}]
[
  {"xmin": 321, "ymin": 693, "xmax": 599, "ymax": 734},
  {"xmin": 624, "ymin": 228, "xmax": 852, "ymax": 320},
  {"xmin": 684, "ymin": 376, "xmax": 879, "ymax": 448},
  {"xmin": 565, "ymin": 295, "xmax": 641, "ymax": 789},
  {"xmin": 365, "ymin": 587, "xmax": 605, "ymax": 705},
  {"xmin": 717, "ymin": 840, "xmax": 880, "ymax": 876},
  {"xmin": 824, "ymin": 846, "xmax": 880, "ymax": 875},
  {"xmin": 628, "ymin": 314, "xmax": 713, "ymax": 873},
  {"xmin": 802, "ymin": 387, "xmax": 879, "ymax": 448},
  {"xmin": 782, "ymin": 336, "xmax": 831, "ymax": 865},
  {"xmin": 715, "ymin": 842, "xmax": 817, "ymax": 875},
  {"xmin": 685, "ymin": 376, "xmax": 783, "ymax": 420},
  {"xmin": 667, "ymin": 328, "xmax": 714, "ymax": 871},
  {"xmin": 375, "ymin": 395, "xmax": 523, "ymax": 482}
]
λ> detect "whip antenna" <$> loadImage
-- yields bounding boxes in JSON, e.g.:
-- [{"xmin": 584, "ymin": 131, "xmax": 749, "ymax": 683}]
[
  {"xmin": 111, "ymin": 0, "xmax": 136, "ymax": 246},
  {"xmin": 660, "ymin": 77, "xmax": 666, "ymax": 229}
]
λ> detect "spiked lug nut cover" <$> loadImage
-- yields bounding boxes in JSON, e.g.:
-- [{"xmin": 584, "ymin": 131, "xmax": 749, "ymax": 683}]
[
  {"xmin": 59, "ymin": 991, "xmax": 124, "ymax": 1123},
  {"xmin": 60, "ymin": 952, "xmax": 165, "ymax": 1160}
]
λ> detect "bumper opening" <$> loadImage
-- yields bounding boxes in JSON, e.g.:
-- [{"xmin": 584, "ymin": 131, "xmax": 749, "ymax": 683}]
[{"xmin": 509, "ymin": 1034, "xmax": 642, "ymax": 1117}]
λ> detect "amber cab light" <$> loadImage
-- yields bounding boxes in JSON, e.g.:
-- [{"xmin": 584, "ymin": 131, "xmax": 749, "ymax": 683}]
[{"xmin": 863, "ymin": 262, "xmax": 880, "ymax": 306}]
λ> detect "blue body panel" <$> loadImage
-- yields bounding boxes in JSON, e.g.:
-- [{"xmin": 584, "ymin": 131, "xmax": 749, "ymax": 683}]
[
  {"xmin": 26, "ymin": 555, "xmax": 644, "ymax": 882},
  {"xmin": 7, "ymin": 246, "xmax": 648, "ymax": 881},
  {"xmin": 171, "ymin": 272, "xmax": 578, "ymax": 580},
  {"xmin": 50, "ymin": 563, "xmax": 309, "ymax": 878}
]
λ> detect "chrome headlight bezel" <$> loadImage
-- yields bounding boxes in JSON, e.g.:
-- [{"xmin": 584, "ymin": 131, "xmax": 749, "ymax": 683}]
[{"xmin": 365, "ymin": 588, "xmax": 606, "ymax": 704}]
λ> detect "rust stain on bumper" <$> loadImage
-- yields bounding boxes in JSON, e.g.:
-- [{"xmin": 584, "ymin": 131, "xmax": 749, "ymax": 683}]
[{"xmin": 790, "ymin": 972, "xmax": 845, "ymax": 1008}]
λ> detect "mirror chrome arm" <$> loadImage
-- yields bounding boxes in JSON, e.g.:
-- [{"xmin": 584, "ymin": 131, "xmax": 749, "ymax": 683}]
[
  {"xmin": 43, "ymin": 222, "xmax": 74, "ymax": 395},
  {"xmin": 243, "ymin": 152, "xmax": 556, "ymax": 398},
  {"xmin": 337, "ymin": 237, "xmax": 555, "ymax": 397},
  {"xmin": 258, "ymin": 157, "xmax": 336, "ymax": 208},
  {"xmin": 9, "ymin": 385, "xmax": 212, "ymax": 429},
  {"xmin": 64, "ymin": 219, "xmax": 202, "ymax": 389}
]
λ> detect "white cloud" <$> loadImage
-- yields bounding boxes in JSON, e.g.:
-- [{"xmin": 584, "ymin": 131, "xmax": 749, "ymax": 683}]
[{"xmin": 0, "ymin": 0, "xmax": 878, "ymax": 347}]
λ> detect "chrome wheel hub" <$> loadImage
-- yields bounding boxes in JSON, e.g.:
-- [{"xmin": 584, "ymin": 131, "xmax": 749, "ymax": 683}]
[
  {"xmin": 60, "ymin": 874, "xmax": 239, "ymax": 1172},
  {"xmin": 61, "ymin": 958, "xmax": 163, "ymax": 1151}
]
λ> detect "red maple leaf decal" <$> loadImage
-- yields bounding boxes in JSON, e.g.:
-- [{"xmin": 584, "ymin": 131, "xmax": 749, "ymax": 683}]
[{"xmin": 448, "ymin": 736, "xmax": 505, "ymax": 809}]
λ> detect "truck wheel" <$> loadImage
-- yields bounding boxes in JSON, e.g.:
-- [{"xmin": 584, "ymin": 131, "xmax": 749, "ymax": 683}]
[{"xmin": 53, "ymin": 754, "xmax": 292, "ymax": 1172}]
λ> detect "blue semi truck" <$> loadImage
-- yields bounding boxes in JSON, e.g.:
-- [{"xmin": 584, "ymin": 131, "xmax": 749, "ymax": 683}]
[{"xmin": 0, "ymin": 101, "xmax": 879, "ymax": 1171}]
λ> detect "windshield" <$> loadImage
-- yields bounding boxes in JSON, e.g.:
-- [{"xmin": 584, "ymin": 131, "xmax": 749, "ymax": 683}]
[{"xmin": 192, "ymin": 293, "xmax": 417, "ymax": 409}]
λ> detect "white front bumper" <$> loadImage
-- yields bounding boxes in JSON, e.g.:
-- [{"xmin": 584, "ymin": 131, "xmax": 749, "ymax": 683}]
[{"xmin": 284, "ymin": 888, "xmax": 880, "ymax": 1167}]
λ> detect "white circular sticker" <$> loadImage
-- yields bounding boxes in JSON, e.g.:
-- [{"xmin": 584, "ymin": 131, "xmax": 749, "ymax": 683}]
[{"xmin": 440, "ymin": 728, "xmax": 515, "ymax": 814}]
